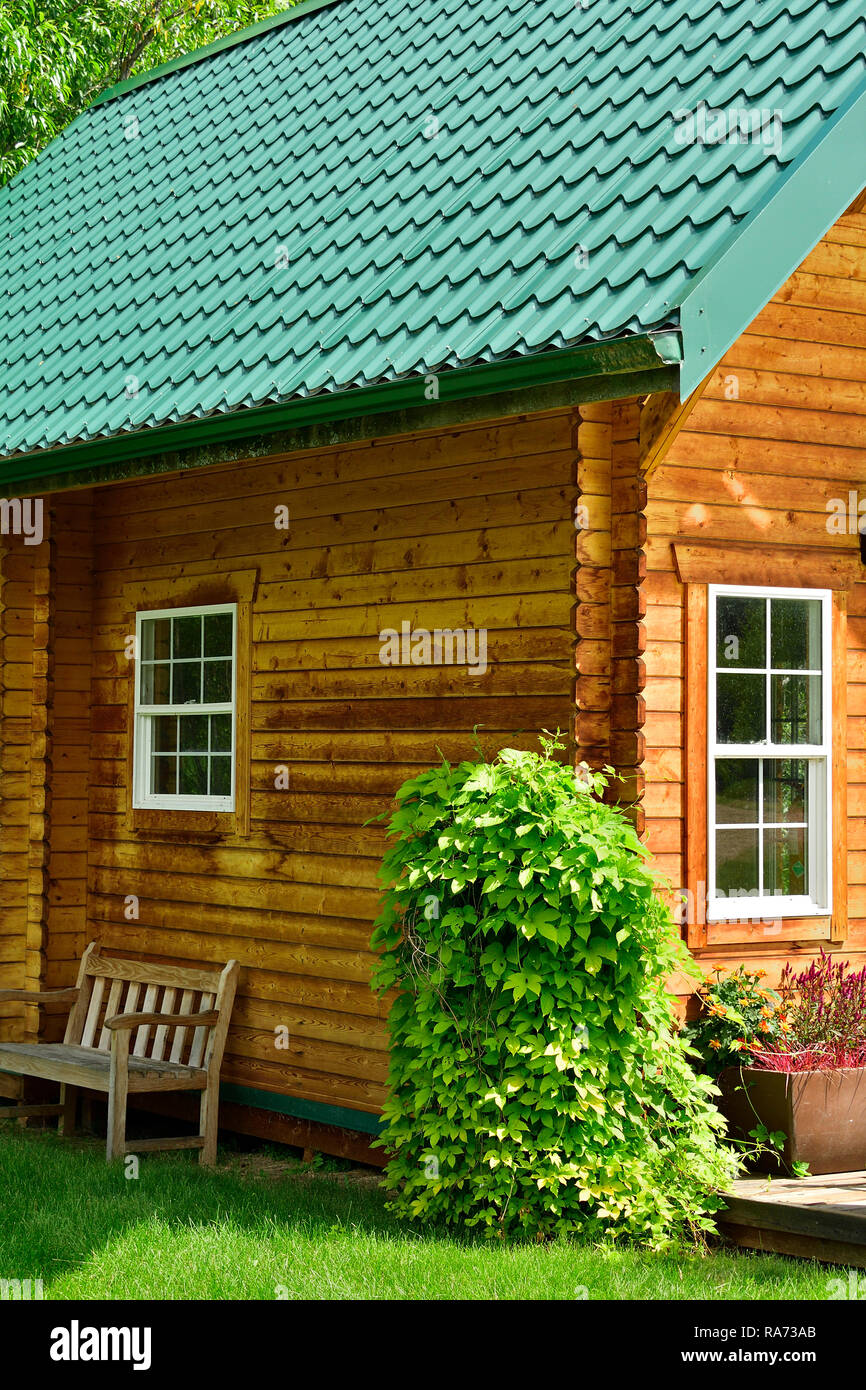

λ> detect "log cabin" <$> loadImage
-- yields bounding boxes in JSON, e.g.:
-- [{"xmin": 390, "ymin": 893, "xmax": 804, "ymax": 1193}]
[{"xmin": 0, "ymin": 0, "xmax": 864, "ymax": 1161}]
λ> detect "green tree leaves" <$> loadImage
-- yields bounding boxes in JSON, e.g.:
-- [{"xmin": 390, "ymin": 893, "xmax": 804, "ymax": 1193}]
[{"xmin": 0, "ymin": 0, "xmax": 292, "ymax": 185}]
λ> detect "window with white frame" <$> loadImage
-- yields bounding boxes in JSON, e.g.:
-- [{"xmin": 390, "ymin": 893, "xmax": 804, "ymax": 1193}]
[
  {"xmin": 133, "ymin": 604, "xmax": 236, "ymax": 811},
  {"xmin": 708, "ymin": 585, "xmax": 831, "ymax": 920}
]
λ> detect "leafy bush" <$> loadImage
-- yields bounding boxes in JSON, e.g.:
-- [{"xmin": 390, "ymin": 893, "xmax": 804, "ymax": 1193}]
[
  {"xmin": 371, "ymin": 737, "xmax": 739, "ymax": 1246},
  {"xmin": 685, "ymin": 964, "xmax": 783, "ymax": 1075}
]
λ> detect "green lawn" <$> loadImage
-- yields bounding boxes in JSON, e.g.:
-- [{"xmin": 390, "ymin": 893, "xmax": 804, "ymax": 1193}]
[{"xmin": 0, "ymin": 1122, "xmax": 849, "ymax": 1300}]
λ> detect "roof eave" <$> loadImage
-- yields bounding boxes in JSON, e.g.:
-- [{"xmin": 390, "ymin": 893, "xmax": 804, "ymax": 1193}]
[{"xmin": 0, "ymin": 331, "xmax": 681, "ymax": 492}]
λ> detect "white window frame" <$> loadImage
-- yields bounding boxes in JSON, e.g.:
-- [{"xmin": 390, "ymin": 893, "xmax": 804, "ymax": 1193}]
[
  {"xmin": 133, "ymin": 602, "xmax": 237, "ymax": 812},
  {"xmin": 707, "ymin": 584, "xmax": 831, "ymax": 922}
]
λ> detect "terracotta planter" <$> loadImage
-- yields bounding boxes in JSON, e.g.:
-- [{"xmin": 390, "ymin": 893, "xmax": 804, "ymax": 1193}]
[{"xmin": 717, "ymin": 1065, "xmax": 866, "ymax": 1175}]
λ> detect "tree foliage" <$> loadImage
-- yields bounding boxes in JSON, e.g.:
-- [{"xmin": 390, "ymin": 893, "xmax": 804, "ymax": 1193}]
[
  {"xmin": 372, "ymin": 737, "xmax": 739, "ymax": 1246},
  {"xmin": 0, "ymin": 0, "xmax": 291, "ymax": 185}
]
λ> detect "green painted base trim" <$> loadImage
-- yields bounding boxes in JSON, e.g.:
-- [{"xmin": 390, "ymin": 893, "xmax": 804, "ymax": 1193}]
[
  {"xmin": 220, "ymin": 1083, "xmax": 383, "ymax": 1137},
  {"xmin": 0, "ymin": 340, "xmax": 679, "ymax": 494}
]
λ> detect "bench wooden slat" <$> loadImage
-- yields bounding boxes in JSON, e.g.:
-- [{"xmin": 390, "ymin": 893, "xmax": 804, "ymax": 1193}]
[
  {"xmin": 89, "ymin": 954, "xmax": 224, "ymax": 993},
  {"xmin": 189, "ymin": 993, "xmax": 215, "ymax": 1069},
  {"xmin": 170, "ymin": 990, "xmax": 195, "ymax": 1065},
  {"xmin": 134, "ymin": 984, "xmax": 159, "ymax": 1058},
  {"xmin": 151, "ymin": 988, "xmax": 177, "ymax": 1063},
  {"xmin": 98, "ymin": 979, "xmax": 124, "ymax": 1052},
  {"xmin": 80, "ymin": 976, "xmax": 105, "ymax": 1049},
  {"xmin": 64, "ymin": 943, "xmax": 99, "ymax": 1045},
  {"xmin": 0, "ymin": 1043, "xmax": 207, "ymax": 1093},
  {"xmin": 123, "ymin": 981, "xmax": 141, "ymax": 1024}
]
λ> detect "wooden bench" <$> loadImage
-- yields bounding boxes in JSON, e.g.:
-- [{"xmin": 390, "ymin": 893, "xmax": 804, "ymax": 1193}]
[{"xmin": 0, "ymin": 943, "xmax": 239, "ymax": 1165}]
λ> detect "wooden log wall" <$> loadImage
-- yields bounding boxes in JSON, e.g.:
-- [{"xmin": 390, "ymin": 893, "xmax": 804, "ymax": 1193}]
[
  {"xmin": 64, "ymin": 408, "xmax": 580, "ymax": 1118},
  {"xmin": 644, "ymin": 207, "xmax": 866, "ymax": 986},
  {"xmin": 0, "ymin": 493, "xmax": 94, "ymax": 1042}
]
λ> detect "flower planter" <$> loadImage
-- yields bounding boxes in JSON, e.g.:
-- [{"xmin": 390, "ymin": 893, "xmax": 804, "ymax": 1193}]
[{"xmin": 718, "ymin": 1065, "xmax": 866, "ymax": 1175}]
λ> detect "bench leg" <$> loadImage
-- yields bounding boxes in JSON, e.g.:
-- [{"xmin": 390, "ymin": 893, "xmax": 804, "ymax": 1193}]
[
  {"xmin": 199, "ymin": 1078, "xmax": 219, "ymax": 1166},
  {"xmin": 107, "ymin": 1030, "xmax": 130, "ymax": 1161},
  {"xmin": 59, "ymin": 1084, "xmax": 77, "ymax": 1137},
  {"xmin": 81, "ymin": 1093, "xmax": 94, "ymax": 1134}
]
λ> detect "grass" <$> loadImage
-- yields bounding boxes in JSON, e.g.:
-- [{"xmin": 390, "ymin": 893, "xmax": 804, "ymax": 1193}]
[{"xmin": 0, "ymin": 1122, "xmax": 851, "ymax": 1300}]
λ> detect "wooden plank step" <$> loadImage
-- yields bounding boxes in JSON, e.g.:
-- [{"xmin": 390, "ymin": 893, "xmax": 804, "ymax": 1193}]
[{"xmin": 721, "ymin": 1193, "xmax": 866, "ymax": 1247}]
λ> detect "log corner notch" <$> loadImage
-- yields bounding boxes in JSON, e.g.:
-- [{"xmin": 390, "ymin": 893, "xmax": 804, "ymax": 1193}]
[
  {"xmin": 638, "ymin": 374, "xmax": 711, "ymax": 480},
  {"xmin": 574, "ymin": 399, "xmax": 647, "ymax": 834}
]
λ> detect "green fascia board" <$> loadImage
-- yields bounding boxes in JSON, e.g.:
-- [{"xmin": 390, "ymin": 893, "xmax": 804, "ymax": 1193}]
[
  {"xmin": 0, "ymin": 332, "xmax": 679, "ymax": 491},
  {"xmin": 2, "ymin": 363, "xmax": 677, "ymax": 497},
  {"xmin": 90, "ymin": 0, "xmax": 340, "ymax": 109},
  {"xmin": 220, "ymin": 1083, "xmax": 383, "ymax": 1136},
  {"xmin": 679, "ymin": 81, "xmax": 866, "ymax": 398}
]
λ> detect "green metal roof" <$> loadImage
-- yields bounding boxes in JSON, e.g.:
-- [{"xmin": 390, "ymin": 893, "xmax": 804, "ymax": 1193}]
[{"xmin": 1, "ymin": 0, "xmax": 864, "ymax": 469}]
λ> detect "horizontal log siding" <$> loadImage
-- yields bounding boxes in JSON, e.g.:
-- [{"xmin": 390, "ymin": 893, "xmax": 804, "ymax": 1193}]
[
  {"xmin": 645, "ymin": 209, "xmax": 866, "ymax": 985},
  {"xmin": 81, "ymin": 408, "xmax": 579, "ymax": 1116},
  {"xmin": 0, "ymin": 493, "xmax": 94, "ymax": 1040}
]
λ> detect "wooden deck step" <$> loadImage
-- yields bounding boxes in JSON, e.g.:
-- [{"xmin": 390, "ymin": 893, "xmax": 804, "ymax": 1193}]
[{"xmin": 720, "ymin": 1170, "xmax": 866, "ymax": 1266}]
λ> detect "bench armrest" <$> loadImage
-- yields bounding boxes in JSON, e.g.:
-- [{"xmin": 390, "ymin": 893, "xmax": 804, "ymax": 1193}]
[
  {"xmin": 105, "ymin": 1010, "xmax": 220, "ymax": 1031},
  {"xmin": 0, "ymin": 988, "xmax": 79, "ymax": 1003}
]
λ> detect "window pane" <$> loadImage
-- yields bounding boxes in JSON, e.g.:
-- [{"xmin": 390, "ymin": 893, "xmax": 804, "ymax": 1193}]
[
  {"xmin": 151, "ymin": 755, "xmax": 177, "ymax": 794},
  {"xmin": 715, "ymin": 759, "xmax": 758, "ymax": 824},
  {"xmin": 716, "ymin": 596, "xmax": 765, "ymax": 669},
  {"xmin": 140, "ymin": 618, "xmax": 170, "ymax": 661},
  {"xmin": 210, "ymin": 756, "xmax": 231, "ymax": 796},
  {"xmin": 770, "ymin": 674, "xmax": 821, "ymax": 744},
  {"xmin": 771, "ymin": 598, "xmax": 821, "ymax": 671},
  {"xmin": 173, "ymin": 661, "xmax": 202, "ymax": 705},
  {"xmin": 764, "ymin": 826, "xmax": 808, "ymax": 897},
  {"xmin": 716, "ymin": 673, "xmax": 766, "ymax": 743},
  {"xmin": 173, "ymin": 615, "xmax": 202, "ymax": 659},
  {"xmin": 763, "ymin": 759, "xmax": 807, "ymax": 824},
  {"xmin": 211, "ymin": 714, "xmax": 232, "ymax": 751},
  {"xmin": 152, "ymin": 716, "xmax": 177, "ymax": 752},
  {"xmin": 204, "ymin": 612, "xmax": 233, "ymax": 658},
  {"xmin": 179, "ymin": 755, "xmax": 208, "ymax": 796},
  {"xmin": 716, "ymin": 828, "xmax": 759, "ymax": 899},
  {"xmin": 141, "ymin": 663, "xmax": 170, "ymax": 705},
  {"xmin": 203, "ymin": 659, "xmax": 231, "ymax": 702},
  {"xmin": 179, "ymin": 715, "xmax": 209, "ymax": 752}
]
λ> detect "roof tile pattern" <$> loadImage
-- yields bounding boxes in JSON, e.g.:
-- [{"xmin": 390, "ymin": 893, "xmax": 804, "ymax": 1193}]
[{"xmin": 0, "ymin": 0, "xmax": 864, "ymax": 456}]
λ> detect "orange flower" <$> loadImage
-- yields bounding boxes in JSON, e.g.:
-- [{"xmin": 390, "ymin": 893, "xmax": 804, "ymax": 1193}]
[
  {"xmin": 754, "ymin": 970, "xmax": 767, "ymax": 979},
  {"xmin": 712, "ymin": 963, "xmax": 726, "ymax": 972},
  {"xmin": 709, "ymin": 1039, "xmax": 722, "ymax": 1050}
]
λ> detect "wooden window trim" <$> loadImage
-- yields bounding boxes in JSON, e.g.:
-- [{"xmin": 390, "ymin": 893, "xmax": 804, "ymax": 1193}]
[
  {"xmin": 683, "ymin": 574, "xmax": 848, "ymax": 950},
  {"xmin": 122, "ymin": 572, "xmax": 256, "ymax": 842}
]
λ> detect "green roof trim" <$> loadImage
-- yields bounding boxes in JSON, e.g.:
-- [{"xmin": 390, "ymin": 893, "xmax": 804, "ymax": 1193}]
[
  {"xmin": 1, "ymin": 0, "xmax": 864, "ymax": 471},
  {"xmin": 679, "ymin": 79, "xmax": 866, "ymax": 395}
]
